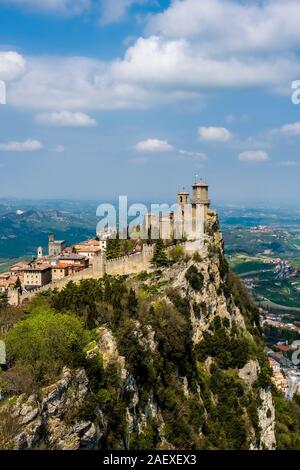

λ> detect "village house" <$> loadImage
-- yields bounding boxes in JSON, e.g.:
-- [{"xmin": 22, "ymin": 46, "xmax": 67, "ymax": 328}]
[
  {"xmin": 268, "ymin": 357, "xmax": 289, "ymax": 395},
  {"xmin": 73, "ymin": 238, "xmax": 106, "ymax": 260},
  {"xmin": 0, "ymin": 276, "xmax": 18, "ymax": 293},
  {"xmin": 52, "ymin": 262, "xmax": 87, "ymax": 280},
  {"xmin": 55, "ymin": 253, "xmax": 89, "ymax": 268},
  {"xmin": 74, "ymin": 245, "xmax": 102, "ymax": 260},
  {"xmin": 23, "ymin": 265, "xmax": 52, "ymax": 290}
]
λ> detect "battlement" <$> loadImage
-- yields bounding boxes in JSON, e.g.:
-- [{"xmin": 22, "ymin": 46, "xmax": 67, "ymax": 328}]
[{"xmin": 16, "ymin": 240, "xmax": 207, "ymax": 305}]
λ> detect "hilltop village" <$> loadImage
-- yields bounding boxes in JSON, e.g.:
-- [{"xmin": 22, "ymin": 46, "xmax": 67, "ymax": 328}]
[
  {"xmin": 0, "ymin": 181, "xmax": 212, "ymax": 305},
  {"xmin": 1, "ymin": 182, "xmax": 299, "ymax": 399},
  {"xmin": 0, "ymin": 234, "xmax": 108, "ymax": 295}
]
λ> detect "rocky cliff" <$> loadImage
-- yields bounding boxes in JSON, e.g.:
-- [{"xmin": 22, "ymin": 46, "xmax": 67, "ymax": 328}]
[{"xmin": 0, "ymin": 213, "xmax": 276, "ymax": 450}]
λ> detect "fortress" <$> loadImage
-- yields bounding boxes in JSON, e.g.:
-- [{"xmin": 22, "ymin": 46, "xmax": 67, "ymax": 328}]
[
  {"xmin": 145, "ymin": 180, "xmax": 211, "ymax": 242},
  {"xmin": 3, "ymin": 181, "xmax": 215, "ymax": 306}
]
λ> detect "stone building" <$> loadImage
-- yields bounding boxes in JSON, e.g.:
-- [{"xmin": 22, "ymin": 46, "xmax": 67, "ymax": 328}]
[
  {"xmin": 55, "ymin": 253, "xmax": 89, "ymax": 268},
  {"xmin": 146, "ymin": 180, "xmax": 211, "ymax": 241},
  {"xmin": 23, "ymin": 265, "xmax": 52, "ymax": 290},
  {"xmin": 48, "ymin": 234, "xmax": 66, "ymax": 257}
]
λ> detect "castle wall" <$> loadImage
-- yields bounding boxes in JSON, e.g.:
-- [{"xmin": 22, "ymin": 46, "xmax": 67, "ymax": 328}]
[
  {"xmin": 104, "ymin": 246, "xmax": 154, "ymax": 276},
  {"xmin": 18, "ymin": 246, "xmax": 154, "ymax": 304},
  {"xmin": 17, "ymin": 241, "xmax": 203, "ymax": 305}
]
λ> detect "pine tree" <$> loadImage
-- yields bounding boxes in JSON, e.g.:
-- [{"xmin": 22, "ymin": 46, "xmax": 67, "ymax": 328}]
[
  {"xmin": 0, "ymin": 290, "xmax": 9, "ymax": 309},
  {"xmin": 128, "ymin": 288, "xmax": 138, "ymax": 314},
  {"xmin": 152, "ymin": 239, "xmax": 169, "ymax": 267},
  {"xmin": 14, "ymin": 276, "xmax": 22, "ymax": 294},
  {"xmin": 106, "ymin": 238, "xmax": 121, "ymax": 259}
]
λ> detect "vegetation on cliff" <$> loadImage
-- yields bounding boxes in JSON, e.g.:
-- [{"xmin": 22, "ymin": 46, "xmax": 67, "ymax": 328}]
[{"xmin": 0, "ymin": 222, "xmax": 298, "ymax": 450}]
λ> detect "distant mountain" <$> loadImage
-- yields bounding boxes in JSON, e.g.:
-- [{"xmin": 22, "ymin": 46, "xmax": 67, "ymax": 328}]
[{"xmin": 0, "ymin": 208, "xmax": 97, "ymax": 260}]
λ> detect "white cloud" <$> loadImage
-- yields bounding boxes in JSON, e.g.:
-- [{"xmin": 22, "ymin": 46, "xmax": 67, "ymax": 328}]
[
  {"xmin": 147, "ymin": 0, "xmax": 300, "ymax": 53},
  {"xmin": 111, "ymin": 36, "xmax": 298, "ymax": 90},
  {"xmin": 280, "ymin": 122, "xmax": 300, "ymax": 136},
  {"xmin": 35, "ymin": 110, "xmax": 97, "ymax": 127},
  {"xmin": 0, "ymin": 51, "xmax": 26, "ymax": 81},
  {"xmin": 0, "ymin": 139, "xmax": 43, "ymax": 152},
  {"xmin": 198, "ymin": 126, "xmax": 232, "ymax": 142},
  {"xmin": 280, "ymin": 160, "xmax": 298, "ymax": 167},
  {"xmin": 179, "ymin": 149, "xmax": 207, "ymax": 161},
  {"xmin": 0, "ymin": 0, "xmax": 91, "ymax": 16},
  {"xmin": 8, "ymin": 55, "xmax": 177, "ymax": 110},
  {"xmin": 135, "ymin": 138, "xmax": 173, "ymax": 152},
  {"xmin": 100, "ymin": 0, "xmax": 146, "ymax": 25},
  {"xmin": 238, "ymin": 150, "xmax": 269, "ymax": 162},
  {"xmin": 1, "ymin": 0, "xmax": 148, "ymax": 21},
  {"xmin": 5, "ymin": 0, "xmax": 300, "ymax": 110}
]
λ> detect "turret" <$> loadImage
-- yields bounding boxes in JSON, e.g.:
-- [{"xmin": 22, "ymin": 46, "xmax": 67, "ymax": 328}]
[
  {"xmin": 191, "ymin": 181, "xmax": 210, "ymax": 219},
  {"xmin": 177, "ymin": 191, "xmax": 189, "ymax": 207},
  {"xmin": 176, "ymin": 191, "xmax": 189, "ymax": 240}
]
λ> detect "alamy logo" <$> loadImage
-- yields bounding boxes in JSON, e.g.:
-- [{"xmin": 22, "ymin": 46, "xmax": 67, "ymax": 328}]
[
  {"xmin": 96, "ymin": 196, "xmax": 206, "ymax": 241},
  {"xmin": 291, "ymin": 80, "xmax": 300, "ymax": 105},
  {"xmin": 292, "ymin": 348, "xmax": 300, "ymax": 366},
  {"xmin": 0, "ymin": 80, "xmax": 6, "ymax": 105}
]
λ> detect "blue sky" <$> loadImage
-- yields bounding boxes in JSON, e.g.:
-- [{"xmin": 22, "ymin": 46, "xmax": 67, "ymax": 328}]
[{"xmin": 0, "ymin": 0, "xmax": 300, "ymax": 205}]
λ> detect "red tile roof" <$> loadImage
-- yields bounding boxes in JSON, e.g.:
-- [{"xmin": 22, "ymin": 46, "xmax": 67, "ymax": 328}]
[{"xmin": 275, "ymin": 344, "xmax": 289, "ymax": 353}]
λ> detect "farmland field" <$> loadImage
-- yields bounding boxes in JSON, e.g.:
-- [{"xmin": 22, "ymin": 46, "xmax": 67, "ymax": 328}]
[{"xmin": 220, "ymin": 206, "xmax": 300, "ymax": 312}]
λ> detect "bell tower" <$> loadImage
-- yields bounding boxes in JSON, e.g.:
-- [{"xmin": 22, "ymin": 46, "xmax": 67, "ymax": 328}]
[{"xmin": 37, "ymin": 246, "xmax": 43, "ymax": 259}]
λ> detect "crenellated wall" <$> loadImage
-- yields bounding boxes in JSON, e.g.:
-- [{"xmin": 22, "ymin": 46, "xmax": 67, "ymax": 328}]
[
  {"xmin": 13, "ymin": 246, "xmax": 155, "ymax": 305},
  {"xmin": 11, "ymin": 241, "xmax": 203, "ymax": 305}
]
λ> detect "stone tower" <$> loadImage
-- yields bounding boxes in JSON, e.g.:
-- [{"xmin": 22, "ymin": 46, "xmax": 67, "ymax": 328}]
[
  {"xmin": 176, "ymin": 191, "xmax": 189, "ymax": 240},
  {"xmin": 48, "ymin": 233, "xmax": 66, "ymax": 257},
  {"xmin": 191, "ymin": 181, "xmax": 210, "ymax": 220},
  {"xmin": 37, "ymin": 246, "xmax": 43, "ymax": 259},
  {"xmin": 177, "ymin": 191, "xmax": 189, "ymax": 207}
]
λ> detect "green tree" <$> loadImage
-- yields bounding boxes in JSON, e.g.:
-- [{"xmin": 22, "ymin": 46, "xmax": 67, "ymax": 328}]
[
  {"xmin": 185, "ymin": 265, "xmax": 204, "ymax": 291},
  {"xmin": 5, "ymin": 309, "xmax": 90, "ymax": 384},
  {"xmin": 0, "ymin": 291, "xmax": 9, "ymax": 309},
  {"xmin": 14, "ymin": 277, "xmax": 22, "ymax": 294},
  {"xmin": 152, "ymin": 239, "xmax": 168, "ymax": 267},
  {"xmin": 127, "ymin": 288, "xmax": 138, "ymax": 314},
  {"xmin": 106, "ymin": 238, "xmax": 121, "ymax": 259}
]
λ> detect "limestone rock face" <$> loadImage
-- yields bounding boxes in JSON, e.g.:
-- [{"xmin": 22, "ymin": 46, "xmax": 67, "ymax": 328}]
[
  {"xmin": 6, "ymin": 368, "xmax": 101, "ymax": 450},
  {"xmin": 238, "ymin": 360, "xmax": 260, "ymax": 388},
  {"xmin": 257, "ymin": 389, "xmax": 276, "ymax": 450},
  {"xmin": 162, "ymin": 228, "xmax": 246, "ymax": 344},
  {"xmin": 0, "ymin": 212, "xmax": 278, "ymax": 450},
  {"xmin": 96, "ymin": 327, "xmax": 127, "ymax": 380}
]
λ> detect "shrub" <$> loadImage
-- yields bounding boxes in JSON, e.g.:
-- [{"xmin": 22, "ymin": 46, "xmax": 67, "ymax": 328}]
[
  {"xmin": 169, "ymin": 245, "xmax": 184, "ymax": 263},
  {"xmin": 185, "ymin": 265, "xmax": 204, "ymax": 291},
  {"xmin": 0, "ymin": 364, "xmax": 37, "ymax": 396},
  {"xmin": 5, "ymin": 310, "xmax": 90, "ymax": 384},
  {"xmin": 193, "ymin": 252, "xmax": 202, "ymax": 262}
]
